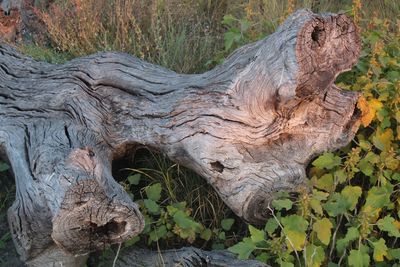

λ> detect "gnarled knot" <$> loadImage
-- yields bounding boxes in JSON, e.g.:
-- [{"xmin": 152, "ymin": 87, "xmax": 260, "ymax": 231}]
[{"xmin": 51, "ymin": 179, "xmax": 144, "ymax": 255}]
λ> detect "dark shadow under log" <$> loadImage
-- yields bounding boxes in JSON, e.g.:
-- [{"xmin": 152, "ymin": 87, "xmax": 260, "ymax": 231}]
[{"xmin": 0, "ymin": 9, "xmax": 361, "ymax": 266}]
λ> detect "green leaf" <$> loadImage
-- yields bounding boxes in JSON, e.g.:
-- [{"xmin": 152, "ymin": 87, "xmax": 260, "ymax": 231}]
[
  {"xmin": 310, "ymin": 190, "xmax": 329, "ymax": 215},
  {"xmin": 377, "ymin": 216, "xmax": 400, "ymax": 237},
  {"xmin": 372, "ymin": 238, "xmax": 388, "ymax": 262},
  {"xmin": 249, "ymin": 225, "xmax": 265, "ymax": 243},
  {"xmin": 149, "ymin": 225, "xmax": 167, "ymax": 243},
  {"xmin": 281, "ymin": 215, "xmax": 308, "ymax": 232},
  {"xmin": 341, "ymin": 186, "xmax": 362, "ymax": 211},
  {"xmin": 387, "ymin": 70, "xmax": 400, "ymax": 82},
  {"xmin": 280, "ymin": 262, "xmax": 294, "ymax": 267},
  {"xmin": 312, "ymin": 153, "xmax": 341, "ymax": 170},
  {"xmin": 372, "ymin": 128, "xmax": 393, "ymax": 151},
  {"xmin": 388, "ymin": 248, "xmax": 400, "ymax": 260},
  {"xmin": 124, "ymin": 235, "xmax": 140, "ymax": 247},
  {"xmin": 240, "ymin": 19, "xmax": 251, "ymax": 32},
  {"xmin": 173, "ymin": 210, "xmax": 201, "ymax": 232},
  {"xmin": 348, "ymin": 247, "xmax": 370, "ymax": 267},
  {"xmin": 228, "ymin": 237, "xmax": 256, "ymax": 260},
  {"xmin": 218, "ymin": 231, "xmax": 226, "ymax": 240},
  {"xmin": 224, "ymin": 29, "xmax": 241, "ymax": 51},
  {"xmin": 334, "ymin": 169, "xmax": 347, "ymax": 184},
  {"xmin": 200, "ymin": 228, "xmax": 212, "ymax": 241},
  {"xmin": 143, "ymin": 199, "xmax": 160, "ymax": 215},
  {"xmin": 272, "ymin": 198, "xmax": 293, "ymax": 211},
  {"xmin": 281, "ymin": 215, "xmax": 308, "ymax": 251},
  {"xmin": 166, "ymin": 202, "xmax": 187, "ymax": 216},
  {"xmin": 367, "ymin": 30, "xmax": 382, "ymax": 44},
  {"xmin": 359, "ymin": 140, "xmax": 372, "ymax": 151},
  {"xmin": 256, "ymin": 252, "xmax": 269, "ymax": 263},
  {"xmin": 323, "ymin": 193, "xmax": 349, "ymax": 216},
  {"xmin": 365, "ymin": 186, "xmax": 392, "ymax": 209},
  {"xmin": 358, "ymin": 158, "xmax": 374, "ymax": 176},
  {"xmin": 265, "ymin": 218, "xmax": 279, "ymax": 236},
  {"xmin": 0, "ymin": 162, "xmax": 10, "ymax": 172},
  {"xmin": 310, "ymin": 198, "xmax": 323, "ymax": 215},
  {"xmin": 336, "ymin": 227, "xmax": 360, "ymax": 254},
  {"xmin": 305, "ymin": 244, "xmax": 325, "ymax": 267},
  {"xmin": 145, "ymin": 183, "xmax": 162, "ymax": 201},
  {"xmin": 314, "ymin": 173, "xmax": 334, "ymax": 192},
  {"xmin": 222, "ymin": 14, "xmax": 236, "ymax": 26},
  {"xmin": 127, "ymin": 174, "xmax": 141, "ymax": 185},
  {"xmin": 221, "ymin": 218, "xmax": 235, "ymax": 231},
  {"xmin": 313, "ymin": 218, "xmax": 333, "ymax": 245}
]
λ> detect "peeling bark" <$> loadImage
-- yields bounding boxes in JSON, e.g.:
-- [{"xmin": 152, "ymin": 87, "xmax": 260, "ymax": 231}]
[{"xmin": 0, "ymin": 9, "xmax": 361, "ymax": 266}]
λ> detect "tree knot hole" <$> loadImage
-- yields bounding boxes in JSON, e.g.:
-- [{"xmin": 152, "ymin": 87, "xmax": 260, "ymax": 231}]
[
  {"xmin": 210, "ymin": 161, "xmax": 224, "ymax": 173},
  {"xmin": 89, "ymin": 219, "xmax": 127, "ymax": 237},
  {"xmin": 88, "ymin": 149, "xmax": 95, "ymax": 158},
  {"xmin": 311, "ymin": 26, "xmax": 325, "ymax": 45}
]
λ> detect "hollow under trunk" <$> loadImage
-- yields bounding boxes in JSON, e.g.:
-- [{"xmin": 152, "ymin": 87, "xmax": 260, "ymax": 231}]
[{"xmin": 0, "ymin": 9, "xmax": 361, "ymax": 266}]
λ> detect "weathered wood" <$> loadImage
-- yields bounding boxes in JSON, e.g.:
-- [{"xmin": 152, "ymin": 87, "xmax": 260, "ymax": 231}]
[
  {"xmin": 114, "ymin": 247, "xmax": 269, "ymax": 267},
  {"xmin": 0, "ymin": 9, "xmax": 361, "ymax": 266}
]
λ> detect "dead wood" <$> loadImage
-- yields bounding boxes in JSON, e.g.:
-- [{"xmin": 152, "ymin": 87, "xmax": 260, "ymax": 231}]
[{"xmin": 0, "ymin": 9, "xmax": 361, "ymax": 266}]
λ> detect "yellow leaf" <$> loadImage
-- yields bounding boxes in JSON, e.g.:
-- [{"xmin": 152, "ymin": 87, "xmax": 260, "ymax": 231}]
[
  {"xmin": 313, "ymin": 218, "xmax": 333, "ymax": 245},
  {"xmin": 357, "ymin": 96, "xmax": 382, "ymax": 127},
  {"xmin": 362, "ymin": 206, "xmax": 381, "ymax": 223},
  {"xmin": 372, "ymin": 238, "xmax": 388, "ymax": 262},
  {"xmin": 394, "ymin": 221, "xmax": 400, "ymax": 230},
  {"xmin": 285, "ymin": 230, "xmax": 306, "ymax": 251},
  {"xmin": 373, "ymin": 128, "xmax": 393, "ymax": 151},
  {"xmin": 310, "ymin": 199, "xmax": 323, "ymax": 215},
  {"xmin": 397, "ymin": 125, "xmax": 400, "ymax": 140}
]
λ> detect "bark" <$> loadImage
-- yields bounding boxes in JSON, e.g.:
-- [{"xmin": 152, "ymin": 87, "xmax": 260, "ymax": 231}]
[{"xmin": 0, "ymin": 9, "xmax": 361, "ymax": 266}]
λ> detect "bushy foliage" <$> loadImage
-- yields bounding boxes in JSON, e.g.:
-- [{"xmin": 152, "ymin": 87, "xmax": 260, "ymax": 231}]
[
  {"xmin": 227, "ymin": 14, "xmax": 400, "ymax": 267},
  {"xmin": 116, "ymin": 151, "xmax": 240, "ymax": 250}
]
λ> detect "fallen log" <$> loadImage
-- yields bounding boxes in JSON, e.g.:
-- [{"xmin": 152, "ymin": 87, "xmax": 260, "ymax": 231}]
[
  {"xmin": 0, "ymin": 9, "xmax": 361, "ymax": 266},
  {"xmin": 114, "ymin": 247, "xmax": 269, "ymax": 267}
]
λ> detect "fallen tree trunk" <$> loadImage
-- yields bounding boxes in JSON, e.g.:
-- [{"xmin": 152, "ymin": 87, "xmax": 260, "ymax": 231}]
[
  {"xmin": 0, "ymin": 9, "xmax": 361, "ymax": 266},
  {"xmin": 114, "ymin": 247, "xmax": 268, "ymax": 267}
]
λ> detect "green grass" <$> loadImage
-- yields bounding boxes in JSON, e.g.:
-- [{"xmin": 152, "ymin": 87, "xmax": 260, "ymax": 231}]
[{"xmin": 18, "ymin": 43, "xmax": 72, "ymax": 64}]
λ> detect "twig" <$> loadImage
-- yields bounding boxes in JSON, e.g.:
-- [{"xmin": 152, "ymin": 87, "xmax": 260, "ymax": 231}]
[
  {"xmin": 329, "ymin": 214, "xmax": 343, "ymax": 260},
  {"xmin": 112, "ymin": 242, "xmax": 122, "ymax": 267}
]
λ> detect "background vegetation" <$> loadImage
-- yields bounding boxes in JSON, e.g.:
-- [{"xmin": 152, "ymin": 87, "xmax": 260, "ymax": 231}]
[{"xmin": 1, "ymin": 0, "xmax": 399, "ymax": 266}]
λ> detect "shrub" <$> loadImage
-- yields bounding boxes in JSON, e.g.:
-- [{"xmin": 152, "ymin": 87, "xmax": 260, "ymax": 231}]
[{"xmin": 228, "ymin": 12, "xmax": 400, "ymax": 267}]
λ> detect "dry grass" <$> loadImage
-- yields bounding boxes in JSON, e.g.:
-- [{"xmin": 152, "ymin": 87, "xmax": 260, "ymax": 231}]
[{"xmin": 38, "ymin": 0, "xmax": 227, "ymax": 73}]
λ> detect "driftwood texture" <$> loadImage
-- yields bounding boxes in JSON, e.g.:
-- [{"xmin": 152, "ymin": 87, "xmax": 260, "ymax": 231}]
[
  {"xmin": 0, "ymin": 9, "xmax": 361, "ymax": 266},
  {"xmin": 114, "ymin": 247, "xmax": 268, "ymax": 267}
]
